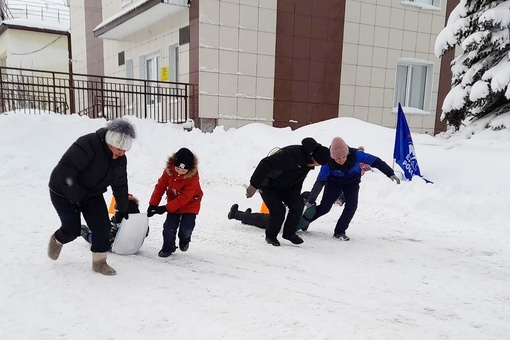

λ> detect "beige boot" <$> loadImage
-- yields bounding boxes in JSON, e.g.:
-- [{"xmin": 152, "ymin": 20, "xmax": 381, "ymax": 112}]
[
  {"xmin": 92, "ymin": 252, "xmax": 116, "ymax": 276},
  {"xmin": 48, "ymin": 234, "xmax": 63, "ymax": 260}
]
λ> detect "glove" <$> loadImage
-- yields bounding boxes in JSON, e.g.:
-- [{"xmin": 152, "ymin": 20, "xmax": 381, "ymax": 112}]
[
  {"xmin": 305, "ymin": 201, "xmax": 315, "ymax": 208},
  {"xmin": 147, "ymin": 205, "xmax": 167, "ymax": 217},
  {"xmin": 390, "ymin": 175, "xmax": 401, "ymax": 185},
  {"xmin": 115, "ymin": 211, "xmax": 129, "ymax": 223},
  {"xmin": 147, "ymin": 205, "xmax": 158, "ymax": 217},
  {"xmin": 156, "ymin": 206, "xmax": 167, "ymax": 215},
  {"xmin": 246, "ymin": 184, "xmax": 257, "ymax": 198}
]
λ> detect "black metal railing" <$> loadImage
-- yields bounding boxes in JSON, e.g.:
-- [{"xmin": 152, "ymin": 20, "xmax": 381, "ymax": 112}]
[{"xmin": 0, "ymin": 66, "xmax": 190, "ymax": 123}]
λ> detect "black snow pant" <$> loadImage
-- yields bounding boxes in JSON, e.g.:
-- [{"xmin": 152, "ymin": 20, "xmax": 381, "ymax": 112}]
[
  {"xmin": 236, "ymin": 210, "xmax": 270, "ymax": 229},
  {"xmin": 162, "ymin": 213, "xmax": 196, "ymax": 250},
  {"xmin": 50, "ymin": 190, "xmax": 111, "ymax": 252},
  {"xmin": 260, "ymin": 185, "xmax": 304, "ymax": 239},
  {"xmin": 310, "ymin": 181, "xmax": 359, "ymax": 235}
]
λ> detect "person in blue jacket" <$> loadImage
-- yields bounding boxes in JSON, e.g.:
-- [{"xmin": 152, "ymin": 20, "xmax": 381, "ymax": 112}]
[{"xmin": 302, "ymin": 137, "xmax": 400, "ymax": 241}]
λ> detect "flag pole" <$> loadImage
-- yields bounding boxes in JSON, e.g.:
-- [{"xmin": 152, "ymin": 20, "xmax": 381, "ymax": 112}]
[{"xmin": 392, "ymin": 104, "xmax": 399, "ymax": 171}]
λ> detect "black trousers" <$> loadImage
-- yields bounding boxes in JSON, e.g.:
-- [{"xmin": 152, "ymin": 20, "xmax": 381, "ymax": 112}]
[
  {"xmin": 311, "ymin": 181, "xmax": 359, "ymax": 235},
  {"xmin": 236, "ymin": 211, "xmax": 269, "ymax": 229},
  {"xmin": 50, "ymin": 190, "xmax": 111, "ymax": 252},
  {"xmin": 162, "ymin": 213, "xmax": 196, "ymax": 250},
  {"xmin": 260, "ymin": 186, "xmax": 303, "ymax": 239}
]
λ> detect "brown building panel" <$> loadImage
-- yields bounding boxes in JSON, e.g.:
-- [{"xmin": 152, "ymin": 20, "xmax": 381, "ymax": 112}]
[
  {"xmin": 189, "ymin": 0, "xmax": 200, "ymax": 124},
  {"xmin": 273, "ymin": 0, "xmax": 345, "ymax": 129},
  {"xmin": 435, "ymin": 0, "xmax": 459, "ymax": 134},
  {"xmin": 84, "ymin": 0, "xmax": 104, "ymax": 76}
]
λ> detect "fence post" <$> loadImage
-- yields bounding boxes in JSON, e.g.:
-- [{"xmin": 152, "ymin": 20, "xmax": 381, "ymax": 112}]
[
  {"xmin": 144, "ymin": 80, "xmax": 148, "ymax": 119},
  {"xmin": 101, "ymin": 75, "xmax": 105, "ymax": 118},
  {"xmin": 0, "ymin": 67, "xmax": 4, "ymax": 113},
  {"xmin": 53, "ymin": 72, "xmax": 57, "ymax": 113}
]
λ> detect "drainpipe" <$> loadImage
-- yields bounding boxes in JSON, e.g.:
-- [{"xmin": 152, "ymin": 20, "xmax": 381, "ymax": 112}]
[{"xmin": 67, "ymin": 31, "xmax": 75, "ymax": 114}]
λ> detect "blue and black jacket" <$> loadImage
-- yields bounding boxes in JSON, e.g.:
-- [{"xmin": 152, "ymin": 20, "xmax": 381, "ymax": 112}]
[{"xmin": 308, "ymin": 147, "xmax": 395, "ymax": 203}]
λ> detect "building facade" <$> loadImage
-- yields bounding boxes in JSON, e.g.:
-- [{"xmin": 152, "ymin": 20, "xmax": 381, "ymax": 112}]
[
  {"xmin": 71, "ymin": 0, "xmax": 457, "ymax": 134},
  {"xmin": 0, "ymin": 1, "xmax": 70, "ymax": 72}
]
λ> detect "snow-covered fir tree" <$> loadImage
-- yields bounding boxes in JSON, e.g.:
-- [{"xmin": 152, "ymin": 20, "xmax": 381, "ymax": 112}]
[{"xmin": 435, "ymin": 0, "xmax": 510, "ymax": 129}]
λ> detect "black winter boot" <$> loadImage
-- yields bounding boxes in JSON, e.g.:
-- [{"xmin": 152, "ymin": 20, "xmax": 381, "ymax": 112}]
[
  {"xmin": 179, "ymin": 238, "xmax": 190, "ymax": 252},
  {"xmin": 283, "ymin": 234, "xmax": 304, "ymax": 244},
  {"xmin": 265, "ymin": 236, "xmax": 280, "ymax": 246},
  {"xmin": 228, "ymin": 204, "xmax": 239, "ymax": 220},
  {"xmin": 158, "ymin": 245, "xmax": 177, "ymax": 257}
]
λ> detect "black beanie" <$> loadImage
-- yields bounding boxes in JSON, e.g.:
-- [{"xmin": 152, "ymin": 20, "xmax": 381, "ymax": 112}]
[
  {"xmin": 174, "ymin": 148, "xmax": 194, "ymax": 170},
  {"xmin": 312, "ymin": 146, "xmax": 330, "ymax": 165}
]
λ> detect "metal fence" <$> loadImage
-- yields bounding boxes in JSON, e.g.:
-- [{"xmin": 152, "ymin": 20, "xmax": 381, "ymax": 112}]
[{"xmin": 0, "ymin": 66, "xmax": 191, "ymax": 123}]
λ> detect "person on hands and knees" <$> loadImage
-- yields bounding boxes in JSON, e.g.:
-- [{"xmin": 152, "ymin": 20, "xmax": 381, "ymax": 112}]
[
  {"xmin": 147, "ymin": 148, "xmax": 203, "ymax": 257},
  {"xmin": 47, "ymin": 118, "xmax": 136, "ymax": 276},
  {"xmin": 303, "ymin": 137, "xmax": 400, "ymax": 241},
  {"xmin": 246, "ymin": 138, "xmax": 330, "ymax": 246}
]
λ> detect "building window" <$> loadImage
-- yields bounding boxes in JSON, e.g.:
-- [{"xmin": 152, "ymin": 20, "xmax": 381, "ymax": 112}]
[
  {"xmin": 126, "ymin": 59, "xmax": 133, "ymax": 79},
  {"xmin": 118, "ymin": 51, "xmax": 125, "ymax": 66},
  {"xmin": 394, "ymin": 59, "xmax": 433, "ymax": 112},
  {"xmin": 168, "ymin": 43, "xmax": 179, "ymax": 83},
  {"xmin": 125, "ymin": 59, "xmax": 134, "ymax": 108},
  {"xmin": 140, "ymin": 53, "xmax": 161, "ymax": 104},
  {"xmin": 401, "ymin": 0, "xmax": 440, "ymax": 10},
  {"xmin": 121, "ymin": 0, "xmax": 133, "ymax": 7}
]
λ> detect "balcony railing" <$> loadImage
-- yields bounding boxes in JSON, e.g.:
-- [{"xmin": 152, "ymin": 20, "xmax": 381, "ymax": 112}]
[{"xmin": 2, "ymin": 3, "xmax": 70, "ymax": 24}]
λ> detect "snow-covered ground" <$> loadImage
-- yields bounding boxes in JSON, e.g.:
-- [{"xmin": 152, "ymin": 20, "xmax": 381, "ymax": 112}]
[{"xmin": 0, "ymin": 111, "xmax": 509, "ymax": 339}]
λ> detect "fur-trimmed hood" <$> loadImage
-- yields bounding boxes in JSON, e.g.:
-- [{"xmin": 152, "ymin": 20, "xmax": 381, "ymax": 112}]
[{"xmin": 165, "ymin": 153, "xmax": 199, "ymax": 179}]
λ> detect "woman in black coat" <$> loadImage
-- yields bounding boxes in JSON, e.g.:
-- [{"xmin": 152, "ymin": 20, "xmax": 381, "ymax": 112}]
[
  {"xmin": 246, "ymin": 138, "xmax": 330, "ymax": 246},
  {"xmin": 47, "ymin": 119, "xmax": 136, "ymax": 276}
]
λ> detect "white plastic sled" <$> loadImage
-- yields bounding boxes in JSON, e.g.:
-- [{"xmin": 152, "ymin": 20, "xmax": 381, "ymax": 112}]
[{"xmin": 111, "ymin": 213, "xmax": 149, "ymax": 255}]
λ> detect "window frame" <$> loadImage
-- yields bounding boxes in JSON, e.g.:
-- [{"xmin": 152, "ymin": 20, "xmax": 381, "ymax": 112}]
[
  {"xmin": 401, "ymin": 0, "xmax": 441, "ymax": 11},
  {"xmin": 121, "ymin": 0, "xmax": 133, "ymax": 8},
  {"xmin": 393, "ymin": 58, "xmax": 434, "ymax": 114},
  {"xmin": 168, "ymin": 43, "xmax": 179, "ymax": 84}
]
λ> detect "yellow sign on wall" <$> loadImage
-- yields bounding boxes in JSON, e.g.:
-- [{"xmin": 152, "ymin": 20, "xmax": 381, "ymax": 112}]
[{"xmin": 160, "ymin": 66, "xmax": 169, "ymax": 81}]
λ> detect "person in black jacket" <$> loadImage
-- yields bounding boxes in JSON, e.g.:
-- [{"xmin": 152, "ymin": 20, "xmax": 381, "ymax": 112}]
[
  {"xmin": 246, "ymin": 138, "xmax": 330, "ymax": 246},
  {"xmin": 47, "ymin": 119, "xmax": 136, "ymax": 276},
  {"xmin": 303, "ymin": 137, "xmax": 400, "ymax": 241}
]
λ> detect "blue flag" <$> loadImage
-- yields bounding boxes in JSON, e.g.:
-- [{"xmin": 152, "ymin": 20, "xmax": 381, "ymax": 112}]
[{"xmin": 393, "ymin": 104, "xmax": 430, "ymax": 182}]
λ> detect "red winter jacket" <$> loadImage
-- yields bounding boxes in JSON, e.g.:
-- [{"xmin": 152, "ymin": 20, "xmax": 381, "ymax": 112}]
[{"xmin": 149, "ymin": 154, "xmax": 203, "ymax": 214}]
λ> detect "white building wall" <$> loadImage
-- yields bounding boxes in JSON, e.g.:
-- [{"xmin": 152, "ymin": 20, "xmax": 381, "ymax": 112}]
[
  {"xmin": 199, "ymin": 0, "xmax": 277, "ymax": 129},
  {"xmin": 339, "ymin": 0, "xmax": 446, "ymax": 134},
  {"xmin": 1, "ymin": 29, "xmax": 69, "ymax": 72},
  {"xmin": 100, "ymin": 1, "xmax": 188, "ymax": 82}
]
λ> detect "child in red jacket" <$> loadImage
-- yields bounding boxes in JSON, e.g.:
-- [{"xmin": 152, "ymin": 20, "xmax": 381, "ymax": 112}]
[{"xmin": 147, "ymin": 148, "xmax": 203, "ymax": 257}]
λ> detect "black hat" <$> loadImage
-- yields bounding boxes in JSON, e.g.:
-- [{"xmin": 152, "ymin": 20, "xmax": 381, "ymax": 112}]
[
  {"xmin": 174, "ymin": 148, "xmax": 194, "ymax": 170},
  {"xmin": 312, "ymin": 146, "xmax": 330, "ymax": 165}
]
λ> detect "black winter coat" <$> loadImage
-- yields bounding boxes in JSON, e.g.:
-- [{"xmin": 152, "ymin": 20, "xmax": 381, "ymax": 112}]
[
  {"xmin": 48, "ymin": 128, "xmax": 129, "ymax": 212},
  {"xmin": 250, "ymin": 145, "xmax": 314, "ymax": 191}
]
